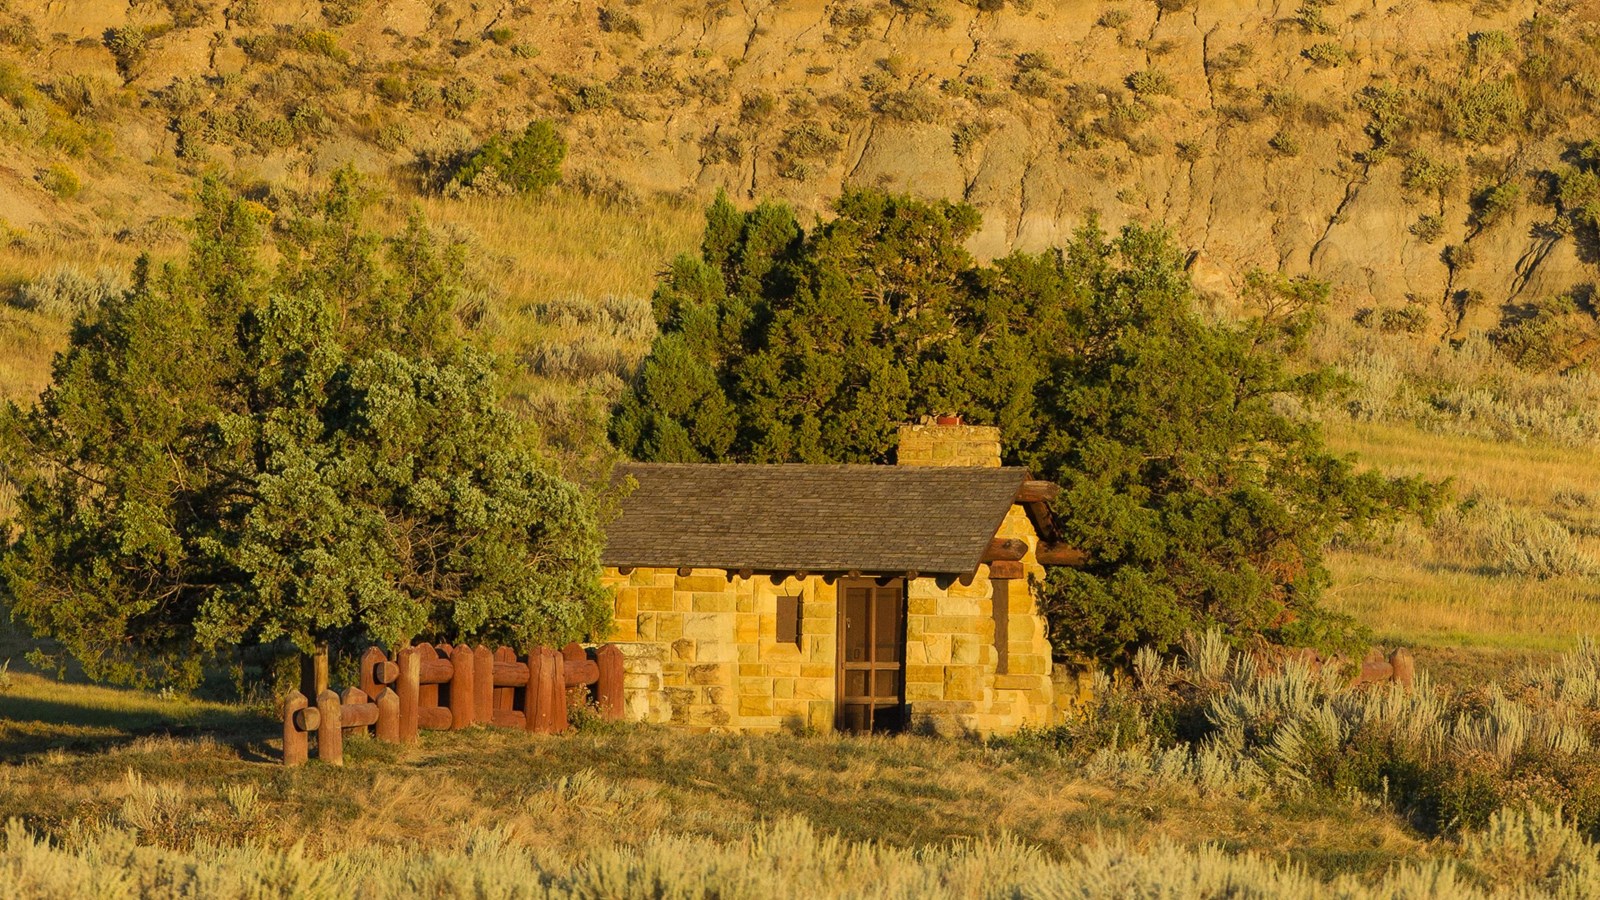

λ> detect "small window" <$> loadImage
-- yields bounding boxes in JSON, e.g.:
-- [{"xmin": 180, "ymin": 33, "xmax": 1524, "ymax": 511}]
[{"xmin": 776, "ymin": 594, "xmax": 802, "ymax": 646}]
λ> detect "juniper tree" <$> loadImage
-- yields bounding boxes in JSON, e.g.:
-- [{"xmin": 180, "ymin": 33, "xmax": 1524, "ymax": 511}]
[
  {"xmin": 614, "ymin": 190, "xmax": 1440, "ymax": 660},
  {"xmin": 0, "ymin": 170, "xmax": 608, "ymax": 687}
]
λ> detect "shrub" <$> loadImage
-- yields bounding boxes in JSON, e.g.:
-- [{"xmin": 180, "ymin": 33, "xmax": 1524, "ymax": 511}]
[
  {"xmin": 598, "ymin": 7, "xmax": 643, "ymax": 37},
  {"xmin": 1269, "ymin": 129, "xmax": 1301, "ymax": 156},
  {"xmin": 440, "ymin": 76, "xmax": 478, "ymax": 113},
  {"xmin": 1410, "ymin": 213, "xmax": 1445, "ymax": 242},
  {"xmin": 1469, "ymin": 179, "xmax": 1521, "ymax": 230},
  {"xmin": 8, "ymin": 266, "xmax": 125, "ymax": 317},
  {"xmin": 1444, "ymin": 77, "xmax": 1525, "ymax": 144},
  {"xmin": 1126, "ymin": 68, "xmax": 1175, "ymax": 96},
  {"xmin": 1443, "ymin": 243, "xmax": 1476, "ymax": 271},
  {"xmin": 1443, "ymin": 496, "xmax": 1597, "ymax": 578},
  {"xmin": 1490, "ymin": 292, "xmax": 1599, "ymax": 372},
  {"xmin": 374, "ymin": 75, "xmax": 408, "ymax": 103},
  {"xmin": 1400, "ymin": 151, "xmax": 1458, "ymax": 199},
  {"xmin": 1355, "ymin": 82, "xmax": 1410, "ymax": 154},
  {"xmin": 445, "ymin": 120, "xmax": 566, "ymax": 197},
  {"xmin": 37, "ymin": 163, "xmax": 81, "ymax": 199},
  {"xmin": 162, "ymin": 0, "xmax": 213, "ymax": 28},
  {"xmin": 321, "ymin": 0, "xmax": 361, "ymax": 25},
  {"xmin": 1297, "ymin": 3, "xmax": 1337, "ymax": 35},
  {"xmin": 1097, "ymin": 7, "xmax": 1131, "ymax": 28},
  {"xmin": 1303, "ymin": 42, "xmax": 1350, "ymax": 68},
  {"xmin": 874, "ymin": 88, "xmax": 940, "ymax": 122},
  {"xmin": 486, "ymin": 26, "xmax": 514, "ymax": 46},
  {"xmin": 774, "ymin": 122, "xmax": 841, "ymax": 178},
  {"xmin": 102, "ymin": 26, "xmax": 148, "ymax": 81}
]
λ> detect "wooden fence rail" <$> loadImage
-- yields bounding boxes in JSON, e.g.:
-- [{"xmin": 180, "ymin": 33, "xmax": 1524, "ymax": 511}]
[{"xmin": 282, "ymin": 642, "xmax": 625, "ymax": 766}]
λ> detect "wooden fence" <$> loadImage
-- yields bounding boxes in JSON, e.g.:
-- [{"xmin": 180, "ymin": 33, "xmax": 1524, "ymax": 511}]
[{"xmin": 281, "ymin": 642, "xmax": 625, "ymax": 766}]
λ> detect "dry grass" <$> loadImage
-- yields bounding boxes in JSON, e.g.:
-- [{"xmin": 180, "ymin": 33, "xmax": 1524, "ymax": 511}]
[
  {"xmin": 0, "ymin": 686, "xmax": 1428, "ymax": 883},
  {"xmin": 1322, "ymin": 420, "xmax": 1600, "ymax": 655}
]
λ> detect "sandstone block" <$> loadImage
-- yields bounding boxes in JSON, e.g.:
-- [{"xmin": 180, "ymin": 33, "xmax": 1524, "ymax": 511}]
[
  {"xmin": 656, "ymin": 614, "xmax": 685, "ymax": 642},
  {"xmin": 638, "ymin": 586, "xmax": 675, "ymax": 611},
  {"xmin": 689, "ymin": 663, "xmax": 728, "ymax": 686},
  {"xmin": 944, "ymin": 666, "xmax": 983, "ymax": 701},
  {"xmin": 675, "ymin": 574, "xmax": 728, "ymax": 593},
  {"xmin": 692, "ymin": 592, "xmax": 738, "ymax": 613},
  {"xmin": 739, "ymin": 694, "xmax": 774, "ymax": 717}
]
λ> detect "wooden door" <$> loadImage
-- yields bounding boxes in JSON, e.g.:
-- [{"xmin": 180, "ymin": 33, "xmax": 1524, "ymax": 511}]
[{"xmin": 836, "ymin": 578, "xmax": 906, "ymax": 733}]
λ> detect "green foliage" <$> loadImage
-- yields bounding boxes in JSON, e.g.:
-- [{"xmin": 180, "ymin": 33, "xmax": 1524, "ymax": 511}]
[
  {"xmin": 1443, "ymin": 76, "xmax": 1524, "ymax": 144},
  {"xmin": 615, "ymin": 192, "xmax": 1439, "ymax": 660},
  {"xmin": 0, "ymin": 170, "xmax": 609, "ymax": 687},
  {"xmin": 1489, "ymin": 292, "xmax": 1599, "ymax": 373},
  {"xmin": 1410, "ymin": 213, "xmax": 1445, "ymax": 243},
  {"xmin": 1558, "ymin": 143, "xmax": 1600, "ymax": 235},
  {"xmin": 1034, "ymin": 635, "xmax": 1600, "ymax": 841},
  {"xmin": 1268, "ymin": 129, "xmax": 1301, "ymax": 157},
  {"xmin": 1355, "ymin": 82, "xmax": 1411, "ymax": 159},
  {"xmin": 1126, "ymin": 69, "xmax": 1174, "ymax": 97},
  {"xmin": 1400, "ymin": 151, "xmax": 1458, "ymax": 201},
  {"xmin": 1302, "ymin": 42, "xmax": 1349, "ymax": 68},
  {"xmin": 1469, "ymin": 179, "xmax": 1521, "ymax": 230},
  {"xmin": 445, "ymin": 120, "xmax": 566, "ymax": 197},
  {"xmin": 37, "ymin": 163, "xmax": 80, "ymax": 199},
  {"xmin": 102, "ymin": 26, "xmax": 149, "ymax": 81},
  {"xmin": 321, "ymin": 0, "xmax": 361, "ymax": 25}
]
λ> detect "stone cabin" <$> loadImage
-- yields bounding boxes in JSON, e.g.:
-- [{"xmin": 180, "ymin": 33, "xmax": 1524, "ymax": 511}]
[{"xmin": 599, "ymin": 422, "xmax": 1088, "ymax": 736}]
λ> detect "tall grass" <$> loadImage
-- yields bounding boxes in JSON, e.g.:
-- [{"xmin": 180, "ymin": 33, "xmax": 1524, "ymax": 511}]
[
  {"xmin": 1048, "ymin": 632, "xmax": 1600, "ymax": 837},
  {"xmin": 4, "ymin": 807, "xmax": 1600, "ymax": 899}
]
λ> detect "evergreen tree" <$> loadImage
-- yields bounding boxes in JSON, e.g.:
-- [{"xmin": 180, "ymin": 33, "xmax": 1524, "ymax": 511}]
[
  {"xmin": 0, "ymin": 170, "xmax": 608, "ymax": 687},
  {"xmin": 615, "ymin": 191, "xmax": 1440, "ymax": 660}
]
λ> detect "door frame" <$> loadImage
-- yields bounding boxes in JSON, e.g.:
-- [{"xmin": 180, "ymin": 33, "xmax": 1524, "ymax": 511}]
[{"xmin": 834, "ymin": 577, "xmax": 907, "ymax": 733}]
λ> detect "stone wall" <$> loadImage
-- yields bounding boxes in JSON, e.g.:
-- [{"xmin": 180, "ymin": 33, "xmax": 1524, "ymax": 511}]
[
  {"xmin": 902, "ymin": 504, "xmax": 1055, "ymax": 735},
  {"xmin": 602, "ymin": 568, "xmax": 837, "ymax": 733}
]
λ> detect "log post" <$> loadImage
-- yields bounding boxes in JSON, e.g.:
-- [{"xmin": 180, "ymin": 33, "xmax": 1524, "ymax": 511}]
[
  {"xmin": 415, "ymin": 643, "xmax": 440, "ymax": 709},
  {"xmin": 549, "ymin": 649, "xmax": 568, "ymax": 733},
  {"xmin": 375, "ymin": 687, "xmax": 400, "ymax": 743},
  {"xmin": 562, "ymin": 643, "xmax": 586, "ymax": 667},
  {"xmin": 341, "ymin": 687, "xmax": 369, "ymax": 739},
  {"xmin": 398, "ymin": 646, "xmax": 420, "ymax": 744},
  {"xmin": 283, "ymin": 690, "xmax": 309, "ymax": 767},
  {"xmin": 300, "ymin": 643, "xmax": 329, "ymax": 701},
  {"xmin": 1390, "ymin": 648, "xmax": 1416, "ymax": 691},
  {"xmin": 473, "ymin": 645, "xmax": 494, "ymax": 724},
  {"xmin": 524, "ymin": 648, "xmax": 545, "ymax": 734},
  {"xmin": 359, "ymin": 647, "xmax": 386, "ymax": 700},
  {"xmin": 494, "ymin": 646, "xmax": 517, "ymax": 715},
  {"xmin": 316, "ymin": 689, "xmax": 343, "ymax": 766},
  {"xmin": 450, "ymin": 643, "xmax": 475, "ymax": 729},
  {"xmin": 596, "ymin": 643, "xmax": 625, "ymax": 722}
]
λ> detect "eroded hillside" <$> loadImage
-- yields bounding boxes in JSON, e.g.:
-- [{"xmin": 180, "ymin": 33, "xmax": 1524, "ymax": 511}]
[{"xmin": 1, "ymin": 0, "xmax": 1599, "ymax": 342}]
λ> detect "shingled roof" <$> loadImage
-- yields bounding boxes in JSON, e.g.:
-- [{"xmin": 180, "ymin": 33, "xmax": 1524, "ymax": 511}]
[{"xmin": 602, "ymin": 463, "xmax": 1032, "ymax": 576}]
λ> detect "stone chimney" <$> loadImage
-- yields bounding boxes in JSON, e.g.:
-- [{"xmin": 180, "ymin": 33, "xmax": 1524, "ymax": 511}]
[{"xmin": 896, "ymin": 416, "xmax": 1002, "ymax": 468}]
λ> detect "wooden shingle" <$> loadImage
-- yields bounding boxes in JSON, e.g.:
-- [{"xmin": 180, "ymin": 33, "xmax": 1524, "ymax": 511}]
[{"xmin": 602, "ymin": 463, "xmax": 1031, "ymax": 576}]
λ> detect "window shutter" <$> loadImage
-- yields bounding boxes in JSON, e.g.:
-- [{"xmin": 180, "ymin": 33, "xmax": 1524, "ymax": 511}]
[{"xmin": 776, "ymin": 594, "xmax": 801, "ymax": 645}]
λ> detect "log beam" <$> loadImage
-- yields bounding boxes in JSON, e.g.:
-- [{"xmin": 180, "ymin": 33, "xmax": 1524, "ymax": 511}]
[
  {"xmin": 988, "ymin": 559, "xmax": 1025, "ymax": 580},
  {"xmin": 982, "ymin": 537, "xmax": 1028, "ymax": 562},
  {"xmin": 1036, "ymin": 544, "xmax": 1089, "ymax": 567},
  {"xmin": 1015, "ymin": 480, "xmax": 1059, "ymax": 503}
]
